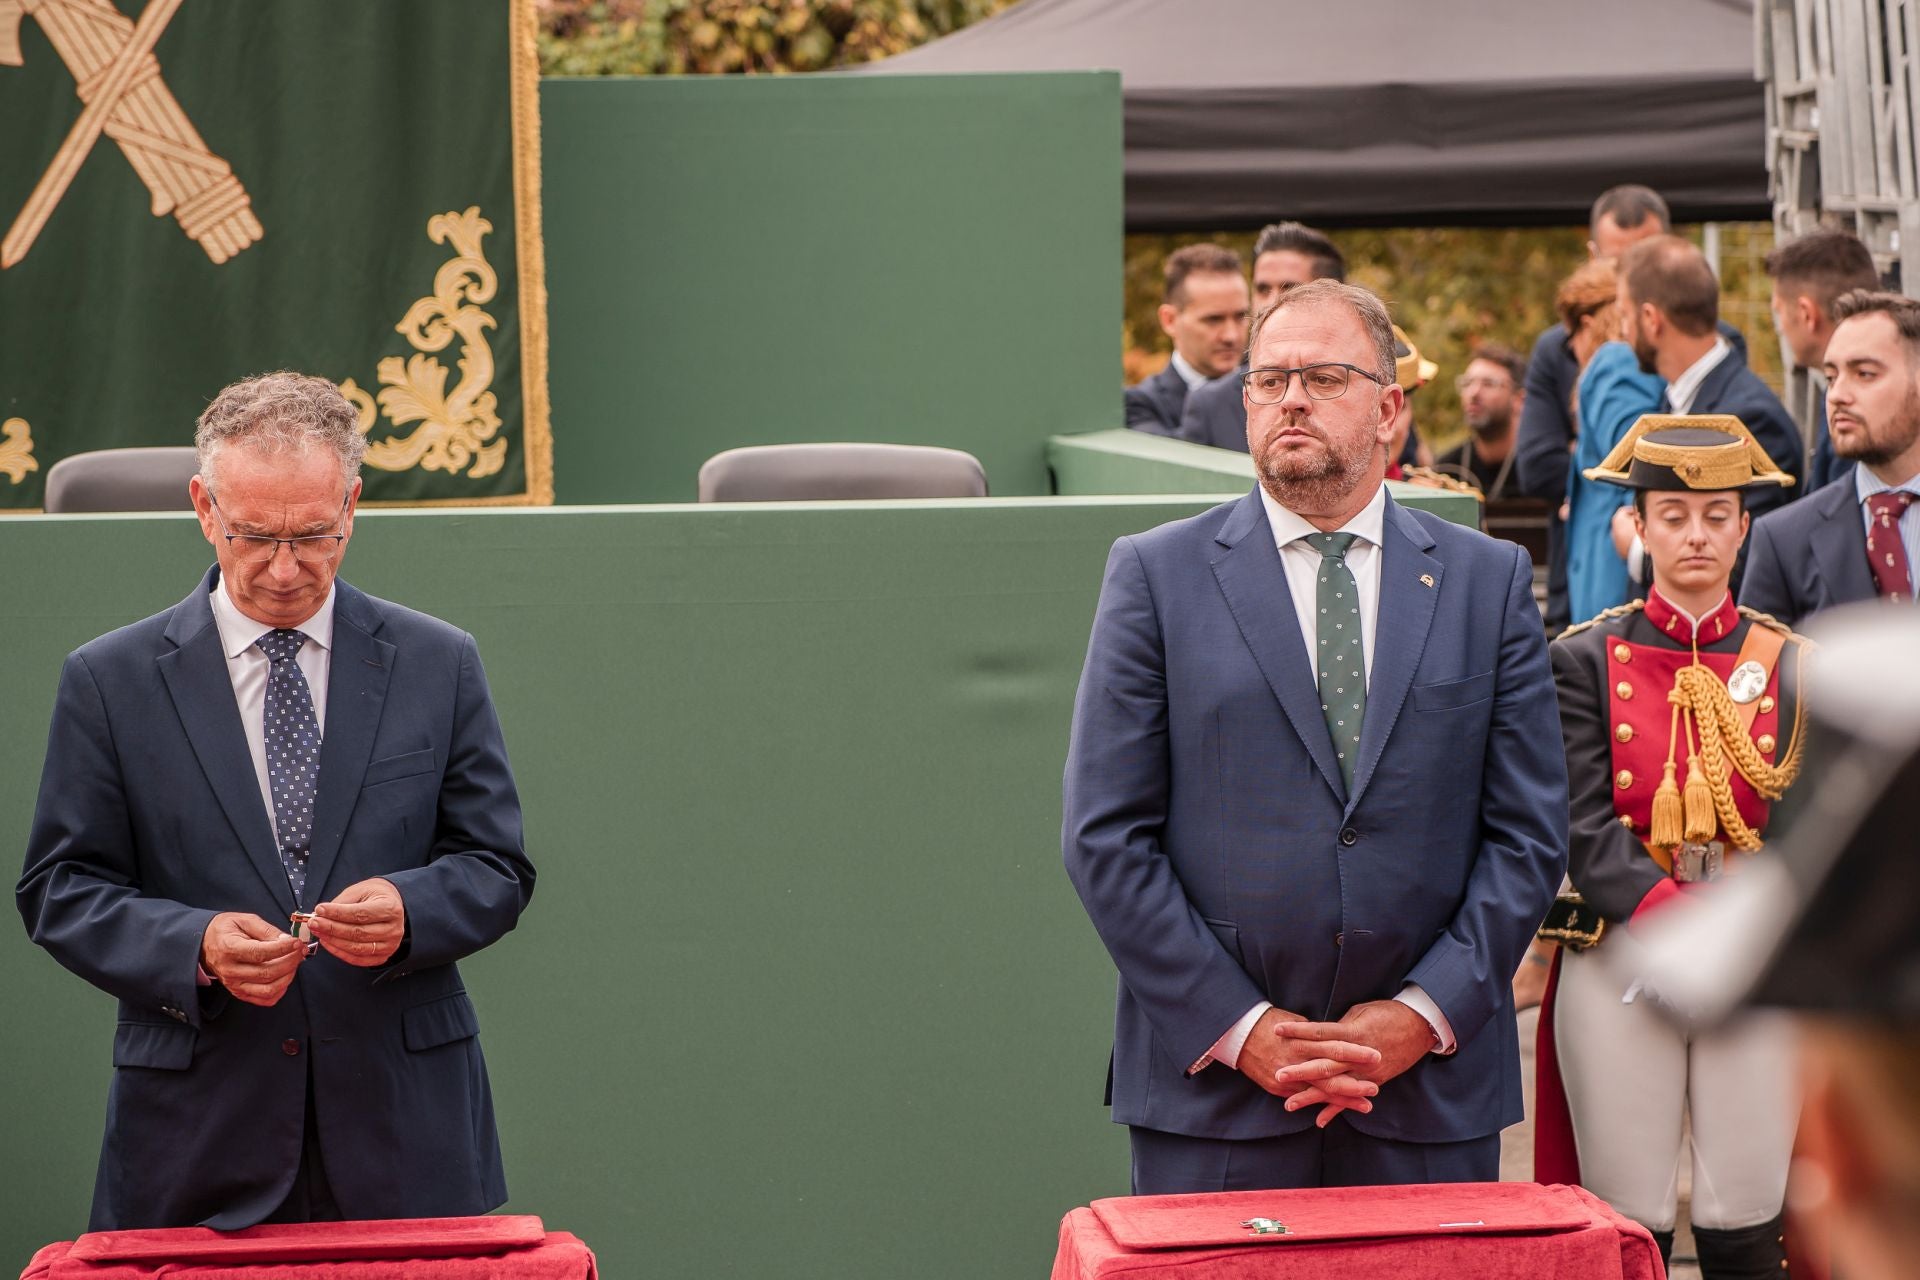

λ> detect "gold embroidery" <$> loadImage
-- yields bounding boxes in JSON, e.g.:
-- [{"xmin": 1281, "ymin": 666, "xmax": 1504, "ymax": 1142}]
[
  {"xmin": 343, "ymin": 207, "xmax": 506, "ymax": 481},
  {"xmin": 0, "ymin": 0, "xmax": 262, "ymax": 269},
  {"xmin": 0, "ymin": 417, "xmax": 37, "ymax": 484}
]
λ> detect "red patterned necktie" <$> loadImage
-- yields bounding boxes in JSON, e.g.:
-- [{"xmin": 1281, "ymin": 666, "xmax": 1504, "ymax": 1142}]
[{"xmin": 1866, "ymin": 491, "xmax": 1916, "ymax": 601}]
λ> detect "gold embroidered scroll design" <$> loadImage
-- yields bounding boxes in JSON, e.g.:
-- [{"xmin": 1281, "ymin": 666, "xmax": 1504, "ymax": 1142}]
[
  {"xmin": 342, "ymin": 207, "xmax": 505, "ymax": 481},
  {"xmin": 0, "ymin": 417, "xmax": 38, "ymax": 484},
  {"xmin": 0, "ymin": 0, "xmax": 263, "ymax": 269}
]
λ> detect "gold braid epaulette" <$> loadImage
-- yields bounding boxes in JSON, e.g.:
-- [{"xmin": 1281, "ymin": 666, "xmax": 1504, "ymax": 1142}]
[
  {"xmin": 1555, "ymin": 599, "xmax": 1646, "ymax": 641},
  {"xmin": 1735, "ymin": 605, "xmax": 1814, "ymax": 650}
]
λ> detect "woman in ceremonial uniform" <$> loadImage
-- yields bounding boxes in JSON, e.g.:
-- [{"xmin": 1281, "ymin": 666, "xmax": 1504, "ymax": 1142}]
[{"xmin": 1542, "ymin": 415, "xmax": 1808, "ymax": 1279}]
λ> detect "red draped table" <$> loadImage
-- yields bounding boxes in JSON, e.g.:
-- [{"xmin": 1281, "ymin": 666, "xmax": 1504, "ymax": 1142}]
[
  {"xmin": 1052, "ymin": 1182, "xmax": 1663, "ymax": 1280},
  {"xmin": 21, "ymin": 1216, "xmax": 595, "ymax": 1280}
]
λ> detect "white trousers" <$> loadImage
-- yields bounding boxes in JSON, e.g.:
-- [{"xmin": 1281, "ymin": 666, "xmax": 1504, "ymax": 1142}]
[{"xmin": 1554, "ymin": 945, "xmax": 1797, "ymax": 1231}]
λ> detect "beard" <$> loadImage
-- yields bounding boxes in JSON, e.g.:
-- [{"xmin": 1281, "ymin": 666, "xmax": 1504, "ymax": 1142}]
[
  {"xmin": 1839, "ymin": 387, "xmax": 1920, "ymax": 468},
  {"xmin": 1631, "ymin": 325, "xmax": 1659, "ymax": 377},
  {"xmin": 1467, "ymin": 407, "xmax": 1511, "ymax": 438},
  {"xmin": 1252, "ymin": 409, "xmax": 1380, "ymax": 511}
]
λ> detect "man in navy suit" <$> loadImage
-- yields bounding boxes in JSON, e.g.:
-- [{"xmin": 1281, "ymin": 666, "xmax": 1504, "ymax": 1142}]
[
  {"xmin": 1177, "ymin": 223, "xmax": 1346, "ymax": 451},
  {"xmin": 1064, "ymin": 281, "xmax": 1568, "ymax": 1193},
  {"xmin": 1743, "ymin": 290, "xmax": 1920, "ymax": 625},
  {"xmin": 1125, "ymin": 244, "xmax": 1248, "ymax": 436},
  {"xmin": 1765, "ymin": 229, "xmax": 1881, "ymax": 493},
  {"xmin": 17, "ymin": 372, "xmax": 535, "ymax": 1229},
  {"xmin": 1613, "ymin": 236, "xmax": 1805, "ymax": 591}
]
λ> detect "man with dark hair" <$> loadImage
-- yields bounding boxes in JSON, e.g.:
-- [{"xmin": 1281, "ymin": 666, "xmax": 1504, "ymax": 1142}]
[
  {"xmin": 1433, "ymin": 342, "xmax": 1528, "ymax": 497},
  {"xmin": 1066, "ymin": 278, "xmax": 1565, "ymax": 1194},
  {"xmin": 1742, "ymin": 289, "xmax": 1920, "ymax": 625},
  {"xmin": 1616, "ymin": 236, "xmax": 1803, "ymax": 549},
  {"xmin": 1177, "ymin": 223, "xmax": 1347, "ymax": 450},
  {"xmin": 1126, "ymin": 243, "xmax": 1249, "ymax": 436},
  {"xmin": 1765, "ymin": 229, "xmax": 1881, "ymax": 490},
  {"xmin": 1514, "ymin": 185, "xmax": 1694, "ymax": 631}
]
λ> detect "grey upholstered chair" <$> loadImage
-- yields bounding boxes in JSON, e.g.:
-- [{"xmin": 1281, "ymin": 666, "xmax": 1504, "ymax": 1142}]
[
  {"xmin": 43, "ymin": 446, "xmax": 200, "ymax": 513},
  {"xmin": 697, "ymin": 442, "xmax": 988, "ymax": 502}
]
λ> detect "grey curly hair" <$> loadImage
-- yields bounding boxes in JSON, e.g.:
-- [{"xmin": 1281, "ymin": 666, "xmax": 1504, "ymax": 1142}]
[{"xmin": 195, "ymin": 372, "xmax": 367, "ymax": 492}]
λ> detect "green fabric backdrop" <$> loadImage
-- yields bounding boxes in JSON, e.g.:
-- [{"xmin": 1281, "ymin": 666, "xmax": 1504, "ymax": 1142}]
[{"xmin": 0, "ymin": 0, "xmax": 549, "ymax": 507}]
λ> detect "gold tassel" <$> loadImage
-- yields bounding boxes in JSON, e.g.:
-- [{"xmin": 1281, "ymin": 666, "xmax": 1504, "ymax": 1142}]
[
  {"xmin": 1650, "ymin": 760, "xmax": 1684, "ymax": 848},
  {"xmin": 1683, "ymin": 754, "xmax": 1716, "ymax": 841}
]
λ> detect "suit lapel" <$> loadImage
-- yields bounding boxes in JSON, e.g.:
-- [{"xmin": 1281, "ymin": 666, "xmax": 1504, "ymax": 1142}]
[
  {"xmin": 157, "ymin": 572, "xmax": 295, "ymax": 915},
  {"xmin": 303, "ymin": 582, "xmax": 394, "ymax": 904},
  {"xmin": 1348, "ymin": 500, "xmax": 1441, "ymax": 812},
  {"xmin": 1210, "ymin": 491, "xmax": 1346, "ymax": 802},
  {"xmin": 1691, "ymin": 352, "xmax": 1739, "ymax": 412},
  {"xmin": 1808, "ymin": 480, "xmax": 1876, "ymax": 606}
]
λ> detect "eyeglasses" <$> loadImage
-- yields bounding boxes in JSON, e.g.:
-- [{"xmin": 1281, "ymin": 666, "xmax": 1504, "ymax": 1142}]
[
  {"xmin": 1455, "ymin": 375, "xmax": 1513, "ymax": 393},
  {"xmin": 1242, "ymin": 363, "xmax": 1386, "ymax": 404},
  {"xmin": 208, "ymin": 495, "xmax": 349, "ymax": 564}
]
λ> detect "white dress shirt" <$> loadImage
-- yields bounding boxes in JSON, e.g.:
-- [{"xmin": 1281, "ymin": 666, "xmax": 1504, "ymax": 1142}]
[
  {"xmin": 207, "ymin": 581, "xmax": 336, "ymax": 842},
  {"xmin": 1194, "ymin": 484, "xmax": 1456, "ymax": 1074},
  {"xmin": 1663, "ymin": 336, "xmax": 1731, "ymax": 415},
  {"xmin": 1169, "ymin": 350, "xmax": 1209, "ymax": 391}
]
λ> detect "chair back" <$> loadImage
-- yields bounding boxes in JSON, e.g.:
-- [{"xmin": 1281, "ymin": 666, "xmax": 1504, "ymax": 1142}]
[
  {"xmin": 44, "ymin": 447, "xmax": 200, "ymax": 513},
  {"xmin": 698, "ymin": 443, "xmax": 988, "ymax": 503}
]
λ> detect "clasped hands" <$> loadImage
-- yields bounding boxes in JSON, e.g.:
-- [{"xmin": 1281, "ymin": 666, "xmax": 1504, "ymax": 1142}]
[
  {"xmin": 1236, "ymin": 1000, "xmax": 1436, "ymax": 1128},
  {"xmin": 198, "ymin": 878, "xmax": 406, "ymax": 1007}
]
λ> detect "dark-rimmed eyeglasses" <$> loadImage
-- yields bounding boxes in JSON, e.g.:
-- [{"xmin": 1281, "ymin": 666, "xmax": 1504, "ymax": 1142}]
[
  {"xmin": 208, "ymin": 494, "xmax": 349, "ymax": 564},
  {"xmin": 1242, "ymin": 363, "xmax": 1386, "ymax": 404}
]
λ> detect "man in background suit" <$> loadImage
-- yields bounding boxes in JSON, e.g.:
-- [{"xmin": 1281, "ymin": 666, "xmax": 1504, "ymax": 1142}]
[
  {"xmin": 1064, "ymin": 280, "xmax": 1567, "ymax": 1193},
  {"xmin": 1743, "ymin": 290, "xmax": 1920, "ymax": 625},
  {"xmin": 17, "ymin": 372, "xmax": 536, "ymax": 1229},
  {"xmin": 1178, "ymin": 222, "xmax": 1346, "ymax": 451},
  {"xmin": 1765, "ymin": 229, "xmax": 1881, "ymax": 493},
  {"xmin": 1125, "ymin": 244, "xmax": 1248, "ymax": 436},
  {"xmin": 1514, "ymin": 185, "xmax": 1676, "ymax": 631},
  {"xmin": 1614, "ymin": 235, "xmax": 1804, "ymax": 591}
]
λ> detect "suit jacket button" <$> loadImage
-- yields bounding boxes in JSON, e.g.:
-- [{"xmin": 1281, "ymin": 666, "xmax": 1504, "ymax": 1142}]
[
  {"xmin": 1339, "ymin": 827, "xmax": 1358, "ymax": 846},
  {"xmin": 281, "ymin": 1039, "xmax": 301, "ymax": 1057}
]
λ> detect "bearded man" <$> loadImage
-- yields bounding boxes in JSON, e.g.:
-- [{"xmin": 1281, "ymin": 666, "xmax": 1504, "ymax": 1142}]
[
  {"xmin": 1742, "ymin": 289, "xmax": 1920, "ymax": 625},
  {"xmin": 1062, "ymin": 279, "xmax": 1568, "ymax": 1193}
]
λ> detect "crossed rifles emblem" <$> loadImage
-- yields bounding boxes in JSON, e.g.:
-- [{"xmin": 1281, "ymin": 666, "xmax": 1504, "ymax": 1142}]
[{"xmin": 0, "ymin": 0, "xmax": 261, "ymax": 269}]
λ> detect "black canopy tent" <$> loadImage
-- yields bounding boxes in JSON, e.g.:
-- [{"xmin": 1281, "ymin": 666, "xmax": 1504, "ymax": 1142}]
[{"xmin": 866, "ymin": 0, "xmax": 1768, "ymax": 230}]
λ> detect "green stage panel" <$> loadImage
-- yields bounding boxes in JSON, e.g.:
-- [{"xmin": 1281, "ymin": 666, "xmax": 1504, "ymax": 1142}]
[
  {"xmin": 1050, "ymin": 429, "xmax": 1486, "ymax": 527},
  {"xmin": 541, "ymin": 73, "xmax": 1123, "ymax": 504},
  {"xmin": 0, "ymin": 497, "xmax": 1227, "ymax": 1279}
]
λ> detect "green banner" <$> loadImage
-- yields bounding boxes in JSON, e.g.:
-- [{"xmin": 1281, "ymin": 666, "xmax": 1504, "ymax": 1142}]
[{"xmin": 0, "ymin": 0, "xmax": 551, "ymax": 508}]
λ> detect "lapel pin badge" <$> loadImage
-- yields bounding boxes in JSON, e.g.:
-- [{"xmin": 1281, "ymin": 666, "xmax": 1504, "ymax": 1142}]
[{"xmin": 1419, "ymin": 574, "xmax": 1435, "ymax": 588}]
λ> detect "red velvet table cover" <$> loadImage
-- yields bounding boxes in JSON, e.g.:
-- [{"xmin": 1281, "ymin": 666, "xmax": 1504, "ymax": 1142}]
[
  {"xmin": 20, "ymin": 1217, "xmax": 596, "ymax": 1280},
  {"xmin": 1052, "ymin": 1183, "xmax": 1663, "ymax": 1280}
]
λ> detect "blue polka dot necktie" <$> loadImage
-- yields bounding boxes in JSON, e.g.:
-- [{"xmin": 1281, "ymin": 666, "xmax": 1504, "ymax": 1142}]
[
  {"xmin": 1304, "ymin": 532, "xmax": 1366, "ymax": 792},
  {"xmin": 256, "ymin": 629, "xmax": 321, "ymax": 905}
]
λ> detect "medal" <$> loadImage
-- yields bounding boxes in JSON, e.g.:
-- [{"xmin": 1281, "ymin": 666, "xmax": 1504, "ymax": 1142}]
[{"xmin": 1726, "ymin": 660, "xmax": 1767, "ymax": 704}]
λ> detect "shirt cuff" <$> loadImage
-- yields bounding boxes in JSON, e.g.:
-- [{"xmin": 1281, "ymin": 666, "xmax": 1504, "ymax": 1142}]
[
  {"xmin": 1394, "ymin": 984, "xmax": 1457, "ymax": 1055},
  {"xmin": 1189, "ymin": 1001, "xmax": 1272, "ymax": 1075}
]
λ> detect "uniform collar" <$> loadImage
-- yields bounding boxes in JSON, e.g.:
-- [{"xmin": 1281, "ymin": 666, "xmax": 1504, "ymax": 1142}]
[{"xmin": 1643, "ymin": 586, "xmax": 1738, "ymax": 644}]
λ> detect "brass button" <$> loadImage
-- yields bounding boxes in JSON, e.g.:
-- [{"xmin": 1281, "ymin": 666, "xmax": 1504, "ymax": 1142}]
[
  {"xmin": 1759, "ymin": 695, "xmax": 1776, "ymax": 714},
  {"xmin": 1615, "ymin": 722, "xmax": 1634, "ymax": 743},
  {"xmin": 1618, "ymin": 814, "xmax": 1636, "ymax": 829},
  {"xmin": 1616, "ymin": 769, "xmax": 1634, "ymax": 789},
  {"xmin": 1616, "ymin": 681, "xmax": 1633, "ymax": 700},
  {"xmin": 1613, "ymin": 643, "xmax": 1632, "ymax": 663},
  {"xmin": 281, "ymin": 1039, "xmax": 301, "ymax": 1057},
  {"xmin": 1757, "ymin": 733, "xmax": 1777, "ymax": 754}
]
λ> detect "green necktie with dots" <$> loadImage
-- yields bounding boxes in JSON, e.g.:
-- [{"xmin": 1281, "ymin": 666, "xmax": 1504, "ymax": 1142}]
[{"xmin": 1304, "ymin": 532, "xmax": 1366, "ymax": 792}]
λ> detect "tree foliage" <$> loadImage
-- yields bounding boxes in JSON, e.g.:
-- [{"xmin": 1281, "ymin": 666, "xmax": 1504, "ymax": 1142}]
[{"xmin": 535, "ymin": 0, "xmax": 1013, "ymax": 75}]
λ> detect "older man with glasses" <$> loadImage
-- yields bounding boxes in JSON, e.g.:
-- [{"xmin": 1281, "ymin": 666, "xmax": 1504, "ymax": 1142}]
[
  {"xmin": 17, "ymin": 371, "xmax": 535, "ymax": 1230},
  {"xmin": 1064, "ymin": 280, "xmax": 1567, "ymax": 1194}
]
